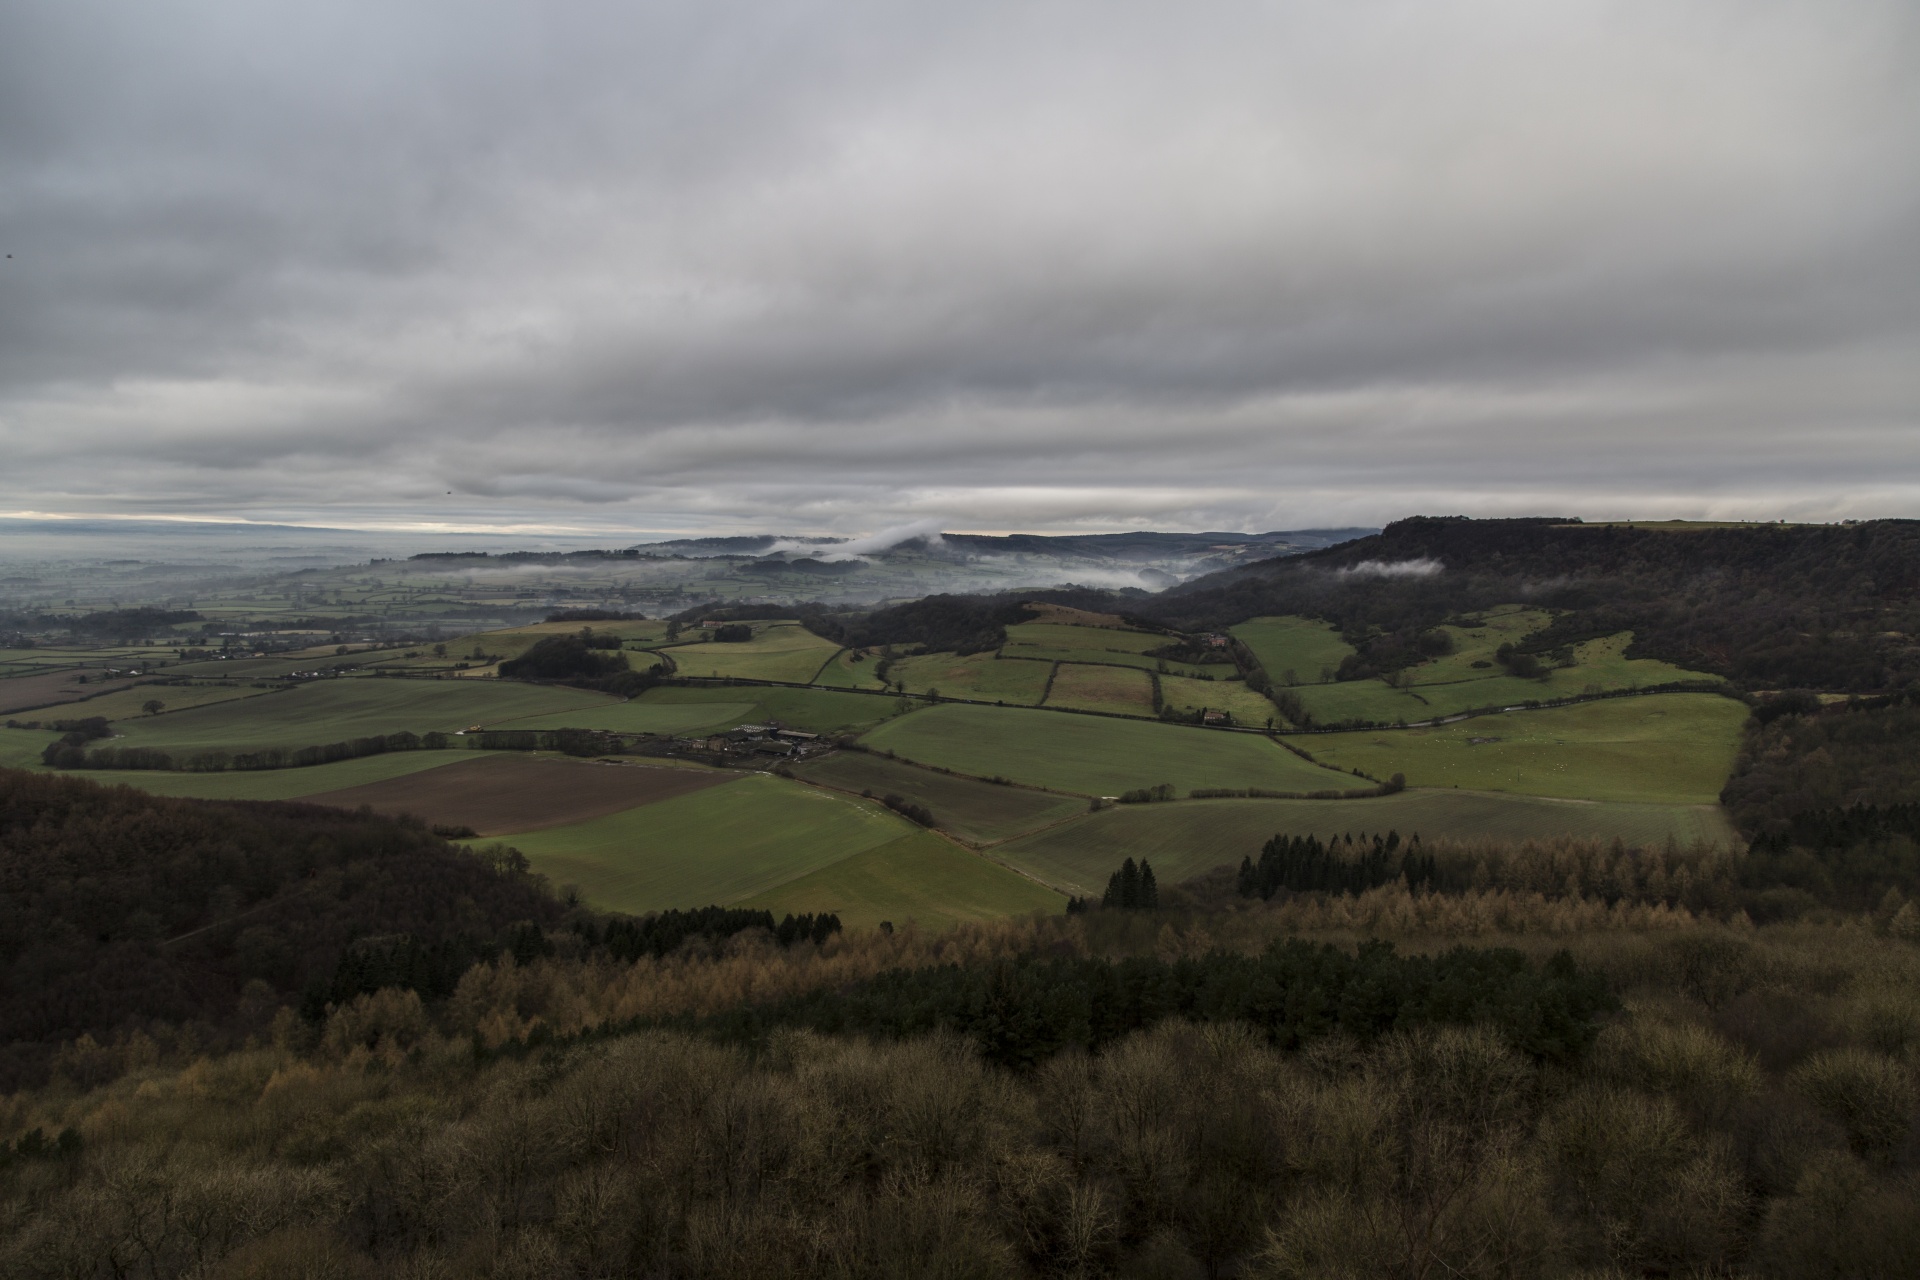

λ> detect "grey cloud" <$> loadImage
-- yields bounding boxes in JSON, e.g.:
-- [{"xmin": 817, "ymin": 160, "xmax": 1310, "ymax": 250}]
[{"xmin": 1, "ymin": 0, "xmax": 1916, "ymax": 536}]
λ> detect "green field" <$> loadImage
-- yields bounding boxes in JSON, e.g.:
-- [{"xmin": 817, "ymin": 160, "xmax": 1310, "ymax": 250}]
[
  {"xmin": 1230, "ymin": 617, "xmax": 1355, "ymax": 684},
  {"xmin": 1282, "ymin": 624, "xmax": 1723, "ymax": 727},
  {"xmin": 509, "ymin": 773, "xmax": 916, "ymax": 912},
  {"xmin": 998, "ymin": 621, "xmax": 1216, "ymax": 676},
  {"xmin": 859, "ymin": 704, "xmax": 1356, "ymax": 797},
  {"xmin": 665, "ymin": 623, "xmax": 842, "ymax": 683},
  {"xmin": 632, "ymin": 685, "xmax": 904, "ymax": 735},
  {"xmin": 792, "ymin": 751, "xmax": 1086, "ymax": 845},
  {"xmin": 48, "ymin": 682, "xmax": 279, "ymax": 723},
  {"xmin": 1043, "ymin": 663, "xmax": 1155, "ymax": 715},
  {"xmin": 995, "ymin": 790, "xmax": 1740, "ymax": 896},
  {"xmin": 0, "ymin": 728, "xmax": 59, "ymax": 770},
  {"xmin": 1295, "ymin": 693, "xmax": 1749, "ymax": 804},
  {"xmin": 105, "ymin": 678, "xmax": 613, "ymax": 753},
  {"xmin": 992, "ymin": 646, "xmax": 1213, "ymax": 678},
  {"xmin": 490, "ymin": 700, "xmax": 760, "ymax": 737},
  {"xmin": 412, "ymin": 619, "xmax": 674, "ymax": 669},
  {"xmin": 1286, "ymin": 678, "xmax": 1458, "ymax": 725},
  {"xmin": 744, "ymin": 829, "xmax": 1065, "ymax": 930},
  {"xmin": 40, "ymin": 749, "xmax": 477, "ymax": 801},
  {"xmin": 1404, "ymin": 608, "xmax": 1555, "ymax": 685},
  {"xmin": 164, "ymin": 651, "xmax": 393, "ymax": 681},
  {"xmin": 1003, "ymin": 621, "xmax": 1167, "ymax": 655},
  {"xmin": 1158, "ymin": 674, "xmax": 1279, "ymax": 726},
  {"xmin": 812, "ymin": 648, "xmax": 888, "ymax": 690},
  {"xmin": 888, "ymin": 651, "xmax": 1052, "ymax": 704}
]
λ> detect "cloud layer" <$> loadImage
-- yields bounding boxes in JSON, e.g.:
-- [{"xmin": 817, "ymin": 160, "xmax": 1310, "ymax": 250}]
[{"xmin": 2, "ymin": 0, "xmax": 1916, "ymax": 535}]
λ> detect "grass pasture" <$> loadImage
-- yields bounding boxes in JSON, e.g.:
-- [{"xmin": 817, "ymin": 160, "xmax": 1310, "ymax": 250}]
[
  {"xmin": 1043, "ymin": 663, "xmax": 1155, "ymax": 716},
  {"xmin": 812, "ymin": 649, "xmax": 889, "ymax": 690},
  {"xmin": 1296, "ymin": 693, "xmax": 1749, "ymax": 804},
  {"xmin": 792, "ymin": 751, "xmax": 1086, "ymax": 845},
  {"xmin": 1288, "ymin": 678, "xmax": 1468, "ymax": 726},
  {"xmin": 995, "ymin": 790, "xmax": 1739, "ymax": 896},
  {"xmin": 998, "ymin": 621, "xmax": 1214, "ymax": 675},
  {"xmin": 1003, "ymin": 621, "xmax": 1168, "ymax": 655},
  {"xmin": 889, "ymin": 651, "xmax": 1052, "ymax": 704},
  {"xmin": 487, "ymin": 700, "xmax": 760, "ymax": 737},
  {"xmin": 858, "ymin": 704, "xmax": 1354, "ymax": 797},
  {"xmin": 0, "ymin": 727, "xmax": 60, "ymax": 770},
  {"xmin": 1158, "ymin": 675, "xmax": 1279, "ymax": 727},
  {"xmin": 744, "ymin": 830, "xmax": 1065, "ymax": 930},
  {"xmin": 303, "ymin": 754, "xmax": 737, "ymax": 835},
  {"xmin": 45, "ymin": 750, "xmax": 478, "ymax": 801},
  {"xmin": 1282, "ymin": 628, "xmax": 1724, "ymax": 728},
  {"xmin": 509, "ymin": 773, "xmax": 915, "ymax": 914},
  {"xmin": 54, "ymin": 682, "xmax": 278, "ymax": 723},
  {"xmin": 1231, "ymin": 617, "xmax": 1355, "ymax": 684},
  {"xmin": 430, "ymin": 619, "xmax": 674, "ymax": 667},
  {"xmin": 1407, "ymin": 608, "xmax": 1555, "ymax": 685},
  {"xmin": 633, "ymin": 685, "xmax": 903, "ymax": 735},
  {"xmin": 106, "ymin": 678, "xmax": 613, "ymax": 754},
  {"xmin": 665, "ymin": 623, "xmax": 841, "ymax": 683}
]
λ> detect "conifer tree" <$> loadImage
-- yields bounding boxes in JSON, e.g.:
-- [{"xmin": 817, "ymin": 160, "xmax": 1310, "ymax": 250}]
[{"xmin": 1138, "ymin": 860, "xmax": 1158, "ymax": 908}]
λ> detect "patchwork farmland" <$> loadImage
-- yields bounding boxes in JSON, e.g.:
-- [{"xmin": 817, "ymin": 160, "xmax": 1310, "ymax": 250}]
[{"xmin": 1, "ymin": 598, "xmax": 1757, "ymax": 930}]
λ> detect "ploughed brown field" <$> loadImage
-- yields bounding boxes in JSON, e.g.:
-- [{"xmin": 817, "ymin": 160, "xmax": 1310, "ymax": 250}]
[{"xmin": 302, "ymin": 753, "xmax": 738, "ymax": 835}]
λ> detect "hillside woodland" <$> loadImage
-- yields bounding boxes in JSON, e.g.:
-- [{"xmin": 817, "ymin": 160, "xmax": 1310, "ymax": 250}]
[{"xmin": 1147, "ymin": 518, "xmax": 1920, "ymax": 693}]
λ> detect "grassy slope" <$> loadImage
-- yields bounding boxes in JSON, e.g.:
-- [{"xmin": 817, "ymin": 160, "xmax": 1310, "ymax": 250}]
[
  {"xmin": 40, "ymin": 682, "xmax": 277, "ymax": 723},
  {"xmin": 637, "ymin": 685, "xmax": 904, "ymax": 734},
  {"xmin": 1003, "ymin": 621, "xmax": 1167, "ymax": 654},
  {"xmin": 488, "ymin": 701, "xmax": 761, "ymax": 736},
  {"xmin": 104, "ymin": 679, "xmax": 613, "ymax": 753},
  {"xmin": 743, "ymin": 829, "xmax": 1064, "ymax": 930},
  {"xmin": 0, "ymin": 728, "xmax": 60, "ymax": 770},
  {"xmin": 1296, "ymin": 693, "xmax": 1749, "ymax": 804},
  {"xmin": 36, "ymin": 750, "xmax": 478, "ymax": 800},
  {"xmin": 1158, "ymin": 675, "xmax": 1279, "ymax": 726},
  {"xmin": 997, "ymin": 791, "xmax": 1739, "ymax": 896},
  {"xmin": 813, "ymin": 649, "xmax": 887, "ymax": 690},
  {"xmin": 1000, "ymin": 621, "xmax": 1216, "ymax": 678},
  {"xmin": 1284, "ymin": 619, "xmax": 1720, "ymax": 726},
  {"xmin": 1043, "ymin": 664, "xmax": 1155, "ymax": 715},
  {"xmin": 427, "ymin": 619, "xmax": 672, "ymax": 664},
  {"xmin": 509, "ymin": 773, "xmax": 916, "ymax": 913},
  {"xmin": 665, "ymin": 623, "xmax": 841, "ymax": 683},
  {"xmin": 888, "ymin": 652, "xmax": 1052, "ymax": 704},
  {"xmin": 792, "ymin": 751, "xmax": 1086, "ymax": 844},
  {"xmin": 859, "ymin": 704, "xmax": 1354, "ymax": 797},
  {"xmin": 1230, "ymin": 617, "xmax": 1354, "ymax": 682}
]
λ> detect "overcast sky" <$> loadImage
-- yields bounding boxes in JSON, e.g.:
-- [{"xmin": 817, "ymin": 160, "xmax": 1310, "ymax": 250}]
[{"xmin": 2, "ymin": 0, "xmax": 1916, "ymax": 537}]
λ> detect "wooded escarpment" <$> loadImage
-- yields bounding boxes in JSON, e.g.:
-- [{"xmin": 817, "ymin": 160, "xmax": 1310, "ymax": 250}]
[
  {"xmin": 0, "ymin": 770, "xmax": 563, "ymax": 1089},
  {"xmin": 1148, "ymin": 517, "xmax": 1920, "ymax": 691}
]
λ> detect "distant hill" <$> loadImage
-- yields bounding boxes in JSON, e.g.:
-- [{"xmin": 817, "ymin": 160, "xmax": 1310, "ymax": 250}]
[
  {"xmin": 1140, "ymin": 516, "xmax": 1920, "ymax": 692},
  {"xmin": 632, "ymin": 527, "xmax": 1375, "ymax": 563}
]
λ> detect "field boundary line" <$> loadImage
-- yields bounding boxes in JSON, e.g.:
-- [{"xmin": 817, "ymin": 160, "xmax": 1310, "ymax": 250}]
[
  {"xmin": 805, "ymin": 647, "xmax": 847, "ymax": 685},
  {"xmin": 648, "ymin": 670, "xmax": 1739, "ymax": 740}
]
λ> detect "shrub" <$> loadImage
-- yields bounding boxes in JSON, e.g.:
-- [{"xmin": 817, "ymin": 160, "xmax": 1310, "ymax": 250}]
[{"xmin": 1791, "ymin": 1048, "xmax": 1918, "ymax": 1160}]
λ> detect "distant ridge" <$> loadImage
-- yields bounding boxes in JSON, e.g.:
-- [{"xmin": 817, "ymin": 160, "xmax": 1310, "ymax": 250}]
[{"xmin": 629, "ymin": 529, "xmax": 1377, "ymax": 559}]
